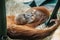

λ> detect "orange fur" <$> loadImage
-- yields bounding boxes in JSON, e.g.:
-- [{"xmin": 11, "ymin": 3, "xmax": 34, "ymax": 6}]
[{"xmin": 7, "ymin": 6, "xmax": 60, "ymax": 39}]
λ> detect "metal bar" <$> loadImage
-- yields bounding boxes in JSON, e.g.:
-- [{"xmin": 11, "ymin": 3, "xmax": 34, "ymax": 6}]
[
  {"xmin": 39, "ymin": 0, "xmax": 53, "ymax": 6},
  {"xmin": 0, "ymin": 0, "xmax": 7, "ymax": 40},
  {"xmin": 45, "ymin": 0, "xmax": 60, "ymax": 26},
  {"xmin": 29, "ymin": 0, "xmax": 36, "ymax": 7}
]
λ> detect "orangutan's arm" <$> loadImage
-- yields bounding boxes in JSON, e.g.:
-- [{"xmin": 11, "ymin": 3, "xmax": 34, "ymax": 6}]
[{"xmin": 7, "ymin": 17, "xmax": 60, "ymax": 39}]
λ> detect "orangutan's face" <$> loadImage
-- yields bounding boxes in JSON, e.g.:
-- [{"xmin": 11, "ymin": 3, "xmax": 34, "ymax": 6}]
[{"xmin": 15, "ymin": 9, "xmax": 47, "ymax": 25}]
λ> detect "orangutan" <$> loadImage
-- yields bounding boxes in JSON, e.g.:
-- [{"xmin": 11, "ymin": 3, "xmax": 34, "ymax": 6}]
[{"xmin": 7, "ymin": 6, "xmax": 60, "ymax": 39}]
